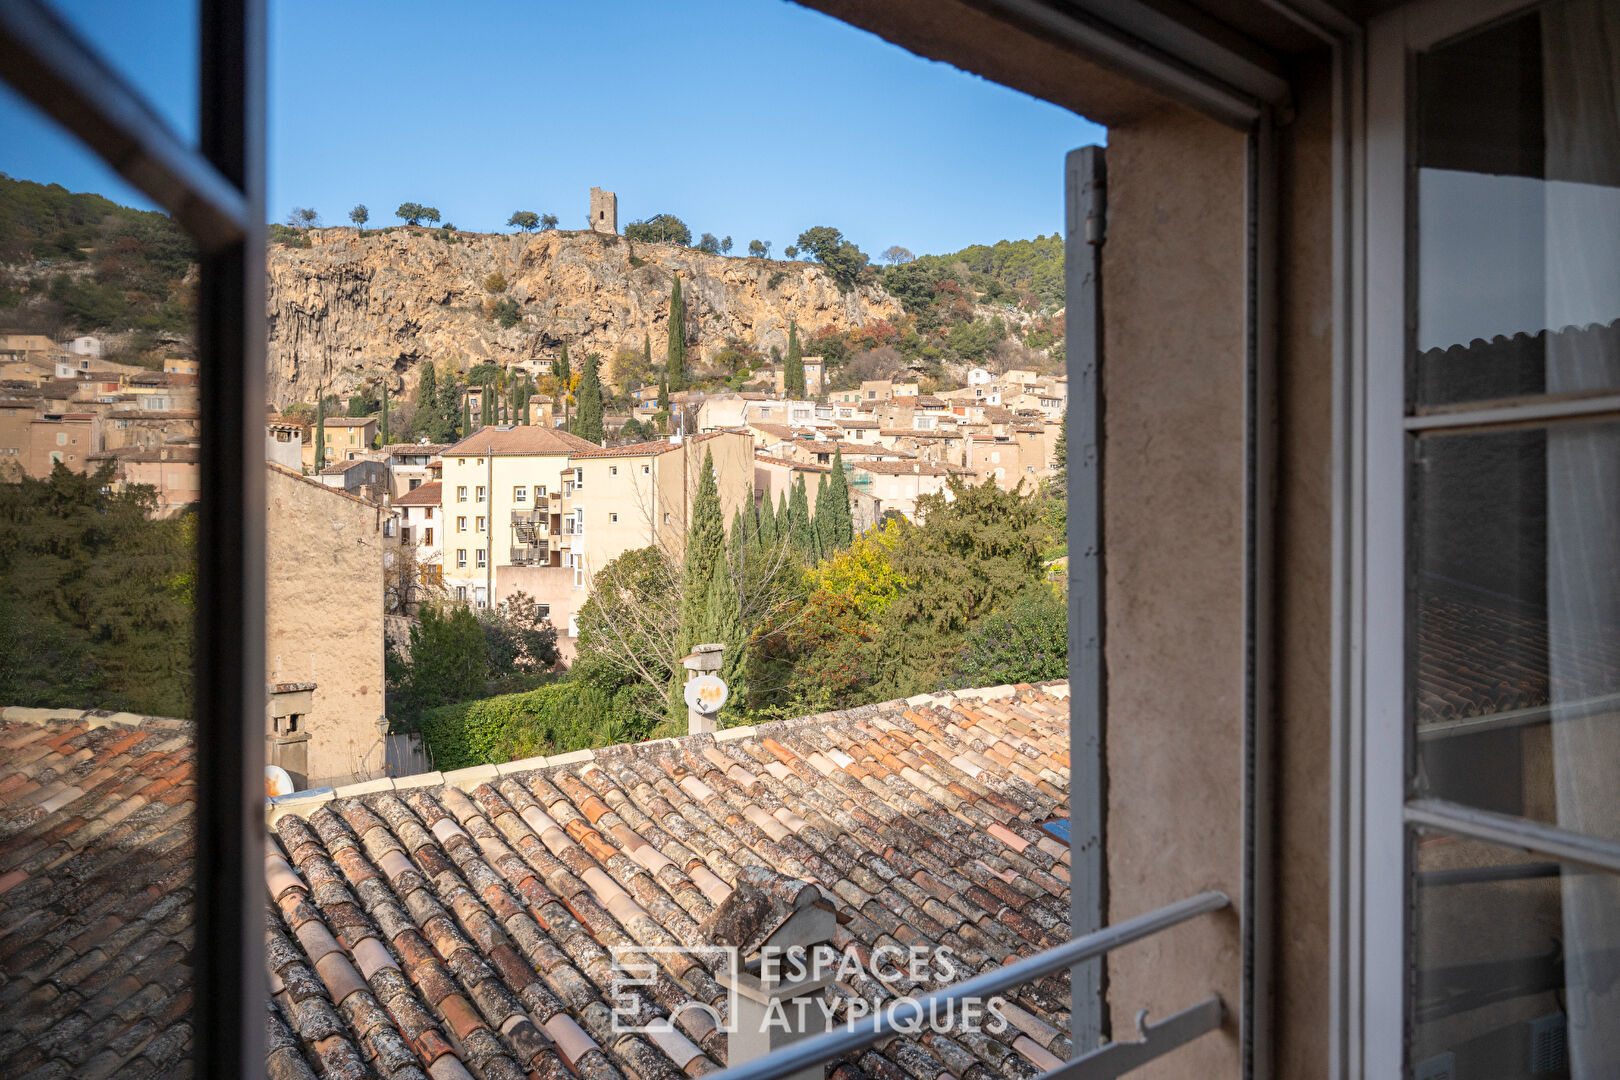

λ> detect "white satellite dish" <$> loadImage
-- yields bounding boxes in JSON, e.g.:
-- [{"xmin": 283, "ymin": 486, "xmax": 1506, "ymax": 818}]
[
  {"xmin": 265, "ymin": 765, "xmax": 296, "ymax": 798},
  {"xmin": 684, "ymin": 674, "xmax": 728, "ymax": 715}
]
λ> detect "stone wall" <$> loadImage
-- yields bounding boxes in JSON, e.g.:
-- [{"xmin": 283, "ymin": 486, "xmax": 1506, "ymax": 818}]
[{"xmin": 265, "ymin": 463, "xmax": 388, "ymax": 785}]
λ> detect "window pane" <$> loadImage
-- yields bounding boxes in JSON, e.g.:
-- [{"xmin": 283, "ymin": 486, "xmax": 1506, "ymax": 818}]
[
  {"xmin": 0, "ymin": 95, "xmax": 198, "ymax": 1072},
  {"xmin": 40, "ymin": 0, "xmax": 199, "ymax": 146},
  {"xmin": 1412, "ymin": 420, "xmax": 1620, "ymax": 839},
  {"xmin": 1414, "ymin": 3, "xmax": 1620, "ymax": 407},
  {"xmin": 1412, "ymin": 828, "xmax": 1620, "ymax": 1077}
]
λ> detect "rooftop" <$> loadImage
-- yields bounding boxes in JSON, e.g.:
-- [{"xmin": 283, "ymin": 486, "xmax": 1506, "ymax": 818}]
[
  {"xmin": 394, "ymin": 480, "xmax": 443, "ymax": 507},
  {"xmin": 444, "ymin": 426, "xmax": 602, "ymax": 458}
]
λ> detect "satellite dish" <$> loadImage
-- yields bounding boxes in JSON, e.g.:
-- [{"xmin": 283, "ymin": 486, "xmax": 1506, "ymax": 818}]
[
  {"xmin": 265, "ymin": 765, "xmax": 295, "ymax": 798},
  {"xmin": 684, "ymin": 674, "xmax": 728, "ymax": 715}
]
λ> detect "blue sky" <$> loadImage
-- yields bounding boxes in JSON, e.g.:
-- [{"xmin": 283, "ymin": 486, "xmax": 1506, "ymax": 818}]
[{"xmin": 2, "ymin": 0, "xmax": 1104, "ymax": 257}]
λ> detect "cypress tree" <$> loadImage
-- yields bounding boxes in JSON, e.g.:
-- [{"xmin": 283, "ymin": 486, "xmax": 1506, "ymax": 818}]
[
  {"xmin": 827, "ymin": 446, "xmax": 854, "ymax": 549},
  {"xmin": 575, "ymin": 353, "xmax": 604, "ymax": 445},
  {"xmin": 758, "ymin": 488, "xmax": 777, "ymax": 547},
  {"xmin": 380, "ymin": 383, "xmax": 390, "ymax": 446},
  {"xmin": 777, "ymin": 490, "xmax": 790, "ymax": 544},
  {"xmin": 789, "ymin": 473, "xmax": 812, "ymax": 557},
  {"xmin": 657, "ymin": 373, "xmax": 669, "ymax": 412},
  {"xmin": 643, "ymin": 332, "xmax": 652, "ymax": 372},
  {"xmin": 785, "ymin": 320, "xmax": 805, "ymax": 398},
  {"xmin": 461, "ymin": 390, "xmax": 472, "ymax": 437},
  {"xmin": 481, "ymin": 383, "xmax": 492, "ymax": 427},
  {"xmin": 703, "ymin": 556, "xmax": 746, "ymax": 692},
  {"xmin": 417, "ymin": 363, "xmax": 436, "ymax": 411},
  {"xmin": 679, "ymin": 450, "xmax": 725, "ymax": 652},
  {"xmin": 814, "ymin": 472, "xmax": 835, "ymax": 557},
  {"xmin": 556, "ymin": 343, "xmax": 572, "ymax": 431},
  {"xmin": 667, "ymin": 277, "xmax": 686, "ymax": 389},
  {"xmin": 314, "ymin": 396, "xmax": 326, "ymax": 471}
]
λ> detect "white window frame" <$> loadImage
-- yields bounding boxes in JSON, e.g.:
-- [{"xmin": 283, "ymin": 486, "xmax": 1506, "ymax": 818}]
[
  {"xmin": 456, "ymin": 549, "xmax": 467, "ymax": 569},
  {"xmin": 475, "ymin": 548, "xmax": 486, "ymax": 569},
  {"xmin": 514, "ymin": 486, "xmax": 526, "ymax": 502}
]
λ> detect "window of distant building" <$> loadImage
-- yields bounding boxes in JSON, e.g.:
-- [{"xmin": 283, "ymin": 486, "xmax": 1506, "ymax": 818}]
[
  {"xmin": 574, "ymin": 467, "xmax": 584, "ymax": 488},
  {"xmin": 456, "ymin": 549, "xmax": 467, "ymax": 568},
  {"xmin": 457, "ymin": 516, "xmax": 467, "ymax": 532},
  {"xmin": 537, "ymin": 604, "xmax": 550, "ymax": 621},
  {"xmin": 641, "ymin": 464, "xmax": 650, "ymax": 475},
  {"xmin": 424, "ymin": 528, "xmax": 433, "ymax": 545},
  {"xmin": 476, "ymin": 516, "xmax": 486, "ymax": 533},
  {"xmin": 424, "ymin": 507, "xmax": 432, "ymax": 520},
  {"xmin": 536, "ymin": 485, "xmax": 547, "ymax": 497},
  {"xmin": 514, "ymin": 486, "xmax": 526, "ymax": 502},
  {"xmin": 456, "ymin": 585, "xmax": 467, "ymax": 602},
  {"xmin": 55, "ymin": 432, "xmax": 66, "ymax": 445},
  {"xmin": 609, "ymin": 512, "xmax": 618, "ymax": 524},
  {"xmin": 408, "ymin": 478, "xmax": 421, "ymax": 490},
  {"xmin": 475, "ymin": 485, "xmax": 485, "ymax": 502},
  {"xmin": 475, "ymin": 549, "xmax": 486, "ymax": 569},
  {"xmin": 458, "ymin": 458, "xmax": 466, "ymax": 466},
  {"xmin": 609, "ymin": 465, "xmax": 619, "ymax": 477},
  {"xmin": 457, "ymin": 485, "xmax": 467, "ymax": 502}
]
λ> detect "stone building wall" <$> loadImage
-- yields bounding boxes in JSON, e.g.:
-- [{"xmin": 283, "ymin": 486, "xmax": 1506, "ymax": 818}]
[{"xmin": 589, "ymin": 187, "xmax": 617, "ymax": 234}]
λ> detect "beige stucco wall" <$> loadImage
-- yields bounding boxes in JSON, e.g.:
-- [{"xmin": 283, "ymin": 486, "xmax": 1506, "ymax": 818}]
[
  {"xmin": 439, "ymin": 448, "xmax": 573, "ymax": 603},
  {"xmin": 265, "ymin": 464, "xmax": 388, "ymax": 785},
  {"xmin": 1101, "ymin": 107, "xmax": 1248, "ymax": 1075}
]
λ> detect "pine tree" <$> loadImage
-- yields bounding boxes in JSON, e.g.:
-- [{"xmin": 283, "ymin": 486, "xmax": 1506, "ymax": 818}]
[
  {"xmin": 827, "ymin": 446, "xmax": 854, "ymax": 549},
  {"xmin": 679, "ymin": 450, "xmax": 725, "ymax": 652},
  {"xmin": 380, "ymin": 383, "xmax": 390, "ymax": 446},
  {"xmin": 789, "ymin": 473, "xmax": 813, "ymax": 557},
  {"xmin": 667, "ymin": 277, "xmax": 686, "ymax": 390},
  {"xmin": 785, "ymin": 320, "xmax": 805, "ymax": 398},
  {"xmin": 314, "ymin": 396, "xmax": 326, "ymax": 471},
  {"xmin": 574, "ymin": 353, "xmax": 604, "ymax": 445}
]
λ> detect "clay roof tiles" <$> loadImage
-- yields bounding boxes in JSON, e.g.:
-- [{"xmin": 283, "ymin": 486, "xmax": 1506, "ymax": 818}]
[{"xmin": 260, "ymin": 682, "xmax": 1074, "ymax": 1080}]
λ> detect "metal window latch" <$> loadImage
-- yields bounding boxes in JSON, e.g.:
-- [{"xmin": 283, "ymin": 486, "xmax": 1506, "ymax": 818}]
[{"xmin": 1038, "ymin": 996, "xmax": 1225, "ymax": 1080}]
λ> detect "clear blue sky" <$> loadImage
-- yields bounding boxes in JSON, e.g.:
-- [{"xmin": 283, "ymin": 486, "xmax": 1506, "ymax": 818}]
[{"xmin": 2, "ymin": 0, "xmax": 1105, "ymax": 257}]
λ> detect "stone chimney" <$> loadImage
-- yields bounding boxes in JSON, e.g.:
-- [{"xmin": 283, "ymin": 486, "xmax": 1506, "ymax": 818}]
[{"xmin": 702, "ymin": 870, "xmax": 840, "ymax": 1080}]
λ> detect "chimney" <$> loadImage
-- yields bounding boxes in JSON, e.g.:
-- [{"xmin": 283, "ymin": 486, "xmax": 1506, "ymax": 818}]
[{"xmin": 705, "ymin": 872, "xmax": 840, "ymax": 1080}]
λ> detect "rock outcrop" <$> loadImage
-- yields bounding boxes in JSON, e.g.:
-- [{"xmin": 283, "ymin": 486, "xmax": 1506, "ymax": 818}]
[{"xmin": 265, "ymin": 228, "xmax": 903, "ymax": 407}]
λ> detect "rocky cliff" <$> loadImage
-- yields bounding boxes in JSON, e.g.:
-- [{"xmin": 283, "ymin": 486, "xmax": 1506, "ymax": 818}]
[{"xmin": 265, "ymin": 228, "xmax": 903, "ymax": 407}]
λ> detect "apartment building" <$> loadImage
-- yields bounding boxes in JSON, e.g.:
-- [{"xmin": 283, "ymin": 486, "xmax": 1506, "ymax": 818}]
[
  {"xmin": 379, "ymin": 442, "xmax": 447, "ymax": 498},
  {"xmin": 90, "ymin": 445, "xmax": 202, "ymax": 516},
  {"xmin": 25, "ymin": 412, "xmax": 99, "ymax": 477},
  {"xmin": 847, "ymin": 459, "xmax": 977, "ymax": 521},
  {"xmin": 392, "ymin": 479, "xmax": 444, "ymax": 581}
]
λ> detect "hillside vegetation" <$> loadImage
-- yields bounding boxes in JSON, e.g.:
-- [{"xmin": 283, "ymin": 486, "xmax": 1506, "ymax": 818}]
[{"xmin": 0, "ymin": 173, "xmax": 195, "ymax": 352}]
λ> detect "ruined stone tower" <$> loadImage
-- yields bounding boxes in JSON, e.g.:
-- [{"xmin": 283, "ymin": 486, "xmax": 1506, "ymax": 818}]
[{"xmin": 589, "ymin": 188, "xmax": 617, "ymax": 235}]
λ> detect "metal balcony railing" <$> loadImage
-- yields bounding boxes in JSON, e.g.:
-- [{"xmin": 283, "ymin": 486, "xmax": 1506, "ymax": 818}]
[{"xmin": 703, "ymin": 891, "xmax": 1229, "ymax": 1080}]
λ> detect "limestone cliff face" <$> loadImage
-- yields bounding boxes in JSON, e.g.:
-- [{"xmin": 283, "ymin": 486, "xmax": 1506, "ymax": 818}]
[{"xmin": 265, "ymin": 228, "xmax": 903, "ymax": 407}]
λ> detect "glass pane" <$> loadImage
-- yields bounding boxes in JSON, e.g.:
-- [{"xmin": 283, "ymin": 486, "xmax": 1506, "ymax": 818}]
[
  {"xmin": 0, "ymin": 91, "xmax": 197, "ymax": 1071},
  {"xmin": 1411, "ymin": 828, "xmax": 1620, "ymax": 1078},
  {"xmin": 40, "ymin": 0, "xmax": 199, "ymax": 146},
  {"xmin": 1412, "ymin": 419, "xmax": 1620, "ymax": 839},
  {"xmin": 1414, "ymin": 2, "xmax": 1620, "ymax": 407}
]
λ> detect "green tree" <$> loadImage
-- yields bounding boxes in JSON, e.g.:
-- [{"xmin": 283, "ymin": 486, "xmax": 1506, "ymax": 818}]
[
  {"xmin": 1052, "ymin": 418, "xmax": 1068, "ymax": 499},
  {"xmin": 555, "ymin": 342, "xmax": 572, "ymax": 430},
  {"xmin": 720, "ymin": 236, "xmax": 733, "ymax": 255},
  {"xmin": 314, "ymin": 396, "xmax": 326, "ymax": 469},
  {"xmin": 349, "ymin": 204, "xmax": 369, "ymax": 229},
  {"xmin": 619, "ymin": 416, "xmax": 645, "ymax": 443},
  {"xmin": 506, "ymin": 211, "xmax": 539, "ymax": 233},
  {"xmin": 667, "ymin": 276, "xmax": 686, "ymax": 389},
  {"xmin": 380, "ymin": 383, "xmax": 390, "ymax": 445},
  {"xmin": 540, "ymin": 213, "xmax": 559, "ymax": 230},
  {"xmin": 795, "ymin": 226, "xmax": 871, "ymax": 294},
  {"xmin": 954, "ymin": 588, "xmax": 1067, "ymax": 686},
  {"xmin": 417, "ymin": 362, "xmax": 437, "ymax": 414},
  {"xmin": 395, "ymin": 202, "xmax": 440, "ymax": 226},
  {"xmin": 826, "ymin": 446, "xmax": 854, "ymax": 550},
  {"xmin": 784, "ymin": 245, "xmax": 799, "ymax": 259},
  {"xmin": 0, "ymin": 463, "xmax": 195, "ymax": 717},
  {"xmin": 881, "ymin": 245, "xmax": 914, "ymax": 265},
  {"xmin": 679, "ymin": 450, "xmax": 725, "ymax": 653},
  {"xmin": 657, "ymin": 372, "xmax": 669, "ymax": 412},
  {"xmin": 574, "ymin": 352, "xmax": 604, "ymax": 445},
  {"xmin": 697, "ymin": 233, "xmax": 720, "ymax": 254},
  {"xmin": 789, "ymin": 473, "xmax": 813, "ymax": 557},
  {"xmin": 758, "ymin": 489, "xmax": 777, "ymax": 548},
  {"xmin": 480, "ymin": 382, "xmax": 493, "ymax": 427},
  {"xmin": 748, "ymin": 239, "xmax": 767, "ymax": 258},
  {"xmin": 393, "ymin": 603, "xmax": 488, "ymax": 722},
  {"xmin": 624, "ymin": 213, "xmax": 692, "ymax": 245},
  {"xmin": 813, "ymin": 473, "xmax": 836, "ymax": 559},
  {"xmin": 784, "ymin": 320, "xmax": 805, "ymax": 397},
  {"xmin": 461, "ymin": 388, "xmax": 472, "ymax": 436},
  {"xmin": 777, "ymin": 489, "xmax": 790, "ymax": 545}
]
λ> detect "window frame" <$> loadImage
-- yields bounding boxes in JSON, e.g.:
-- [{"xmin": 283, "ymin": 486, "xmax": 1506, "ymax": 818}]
[
  {"xmin": 0, "ymin": 1, "xmax": 270, "ymax": 1074},
  {"xmin": 1355, "ymin": 2, "xmax": 1612, "ymax": 1072}
]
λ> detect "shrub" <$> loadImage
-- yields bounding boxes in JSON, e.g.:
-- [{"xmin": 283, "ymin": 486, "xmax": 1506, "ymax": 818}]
[
  {"xmin": 416, "ymin": 681, "xmax": 645, "ymax": 770},
  {"xmin": 491, "ymin": 298, "xmax": 521, "ymax": 328},
  {"xmin": 483, "ymin": 272, "xmax": 508, "ymax": 293},
  {"xmin": 766, "ymin": 270, "xmax": 787, "ymax": 291},
  {"xmin": 954, "ymin": 588, "xmax": 1068, "ymax": 686}
]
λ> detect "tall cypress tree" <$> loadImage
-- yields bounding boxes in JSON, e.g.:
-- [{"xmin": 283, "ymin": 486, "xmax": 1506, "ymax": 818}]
[
  {"xmin": 657, "ymin": 373, "xmax": 669, "ymax": 412},
  {"xmin": 575, "ymin": 353, "xmax": 604, "ymax": 445},
  {"xmin": 556, "ymin": 343, "xmax": 572, "ymax": 431},
  {"xmin": 813, "ymin": 472, "xmax": 835, "ymax": 557},
  {"xmin": 667, "ymin": 276, "xmax": 686, "ymax": 390},
  {"xmin": 379, "ymin": 383, "xmax": 390, "ymax": 446},
  {"xmin": 789, "ymin": 472, "xmax": 812, "ymax": 557},
  {"xmin": 827, "ymin": 447, "xmax": 854, "ymax": 549},
  {"xmin": 643, "ymin": 332, "xmax": 652, "ymax": 373},
  {"xmin": 461, "ymin": 390, "xmax": 472, "ymax": 437},
  {"xmin": 480, "ymin": 382, "xmax": 493, "ymax": 427},
  {"xmin": 777, "ymin": 489, "xmax": 790, "ymax": 544},
  {"xmin": 758, "ymin": 488, "xmax": 777, "ymax": 548},
  {"xmin": 314, "ymin": 396, "xmax": 326, "ymax": 471},
  {"xmin": 679, "ymin": 450, "xmax": 724, "ymax": 652},
  {"xmin": 785, "ymin": 320, "xmax": 805, "ymax": 398}
]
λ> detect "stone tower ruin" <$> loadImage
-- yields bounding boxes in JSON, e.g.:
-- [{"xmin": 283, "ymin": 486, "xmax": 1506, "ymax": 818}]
[{"xmin": 589, "ymin": 188, "xmax": 617, "ymax": 235}]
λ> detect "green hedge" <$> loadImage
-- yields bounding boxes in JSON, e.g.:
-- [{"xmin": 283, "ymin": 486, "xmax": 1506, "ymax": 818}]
[{"xmin": 416, "ymin": 681, "xmax": 643, "ymax": 771}]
